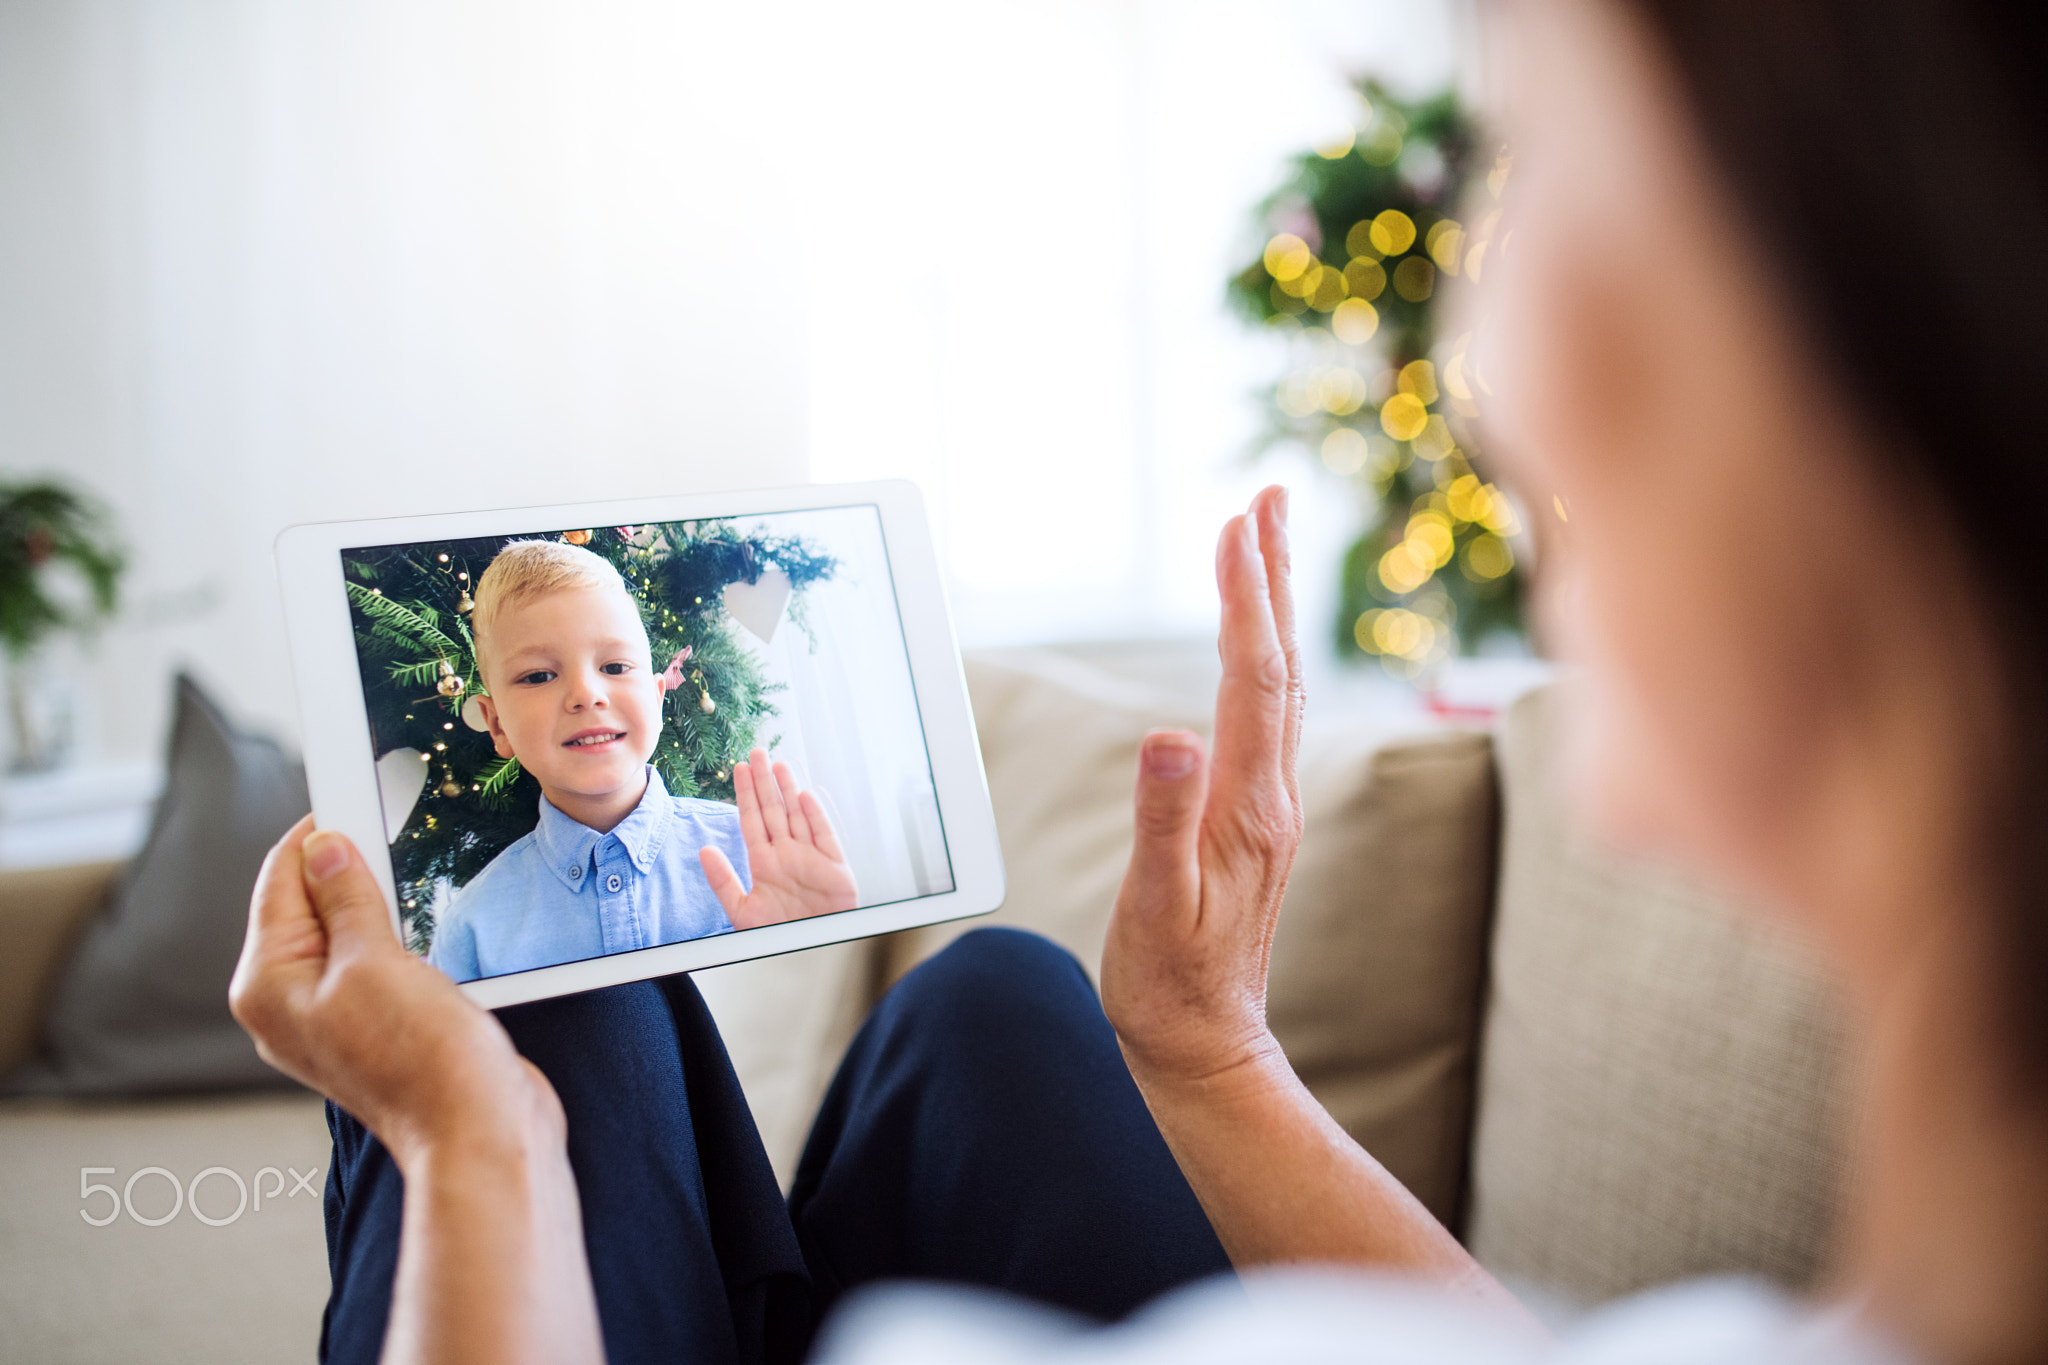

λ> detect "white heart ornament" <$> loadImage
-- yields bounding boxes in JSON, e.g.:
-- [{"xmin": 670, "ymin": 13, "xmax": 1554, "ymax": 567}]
[
  {"xmin": 721, "ymin": 567, "xmax": 792, "ymax": 644},
  {"xmin": 375, "ymin": 747, "xmax": 429, "ymax": 843}
]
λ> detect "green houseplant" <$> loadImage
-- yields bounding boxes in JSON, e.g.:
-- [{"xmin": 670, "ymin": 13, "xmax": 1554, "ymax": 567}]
[{"xmin": 0, "ymin": 482, "xmax": 124, "ymax": 772}]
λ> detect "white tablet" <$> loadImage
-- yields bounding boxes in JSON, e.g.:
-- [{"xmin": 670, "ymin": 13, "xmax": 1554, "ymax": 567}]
[{"xmin": 275, "ymin": 480, "xmax": 1002, "ymax": 1008}]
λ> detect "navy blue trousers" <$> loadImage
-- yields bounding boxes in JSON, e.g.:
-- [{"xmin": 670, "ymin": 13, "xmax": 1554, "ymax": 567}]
[{"xmin": 321, "ymin": 928, "xmax": 1231, "ymax": 1364}]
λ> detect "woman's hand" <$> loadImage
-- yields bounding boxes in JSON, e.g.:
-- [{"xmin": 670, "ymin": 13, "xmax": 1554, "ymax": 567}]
[
  {"xmin": 230, "ymin": 820, "xmax": 606, "ymax": 1365},
  {"xmin": 702, "ymin": 747, "xmax": 861, "ymax": 930},
  {"xmin": 1101, "ymin": 484, "xmax": 1305, "ymax": 1092},
  {"xmin": 230, "ymin": 818, "xmax": 558, "ymax": 1169},
  {"xmin": 1097, "ymin": 489, "xmax": 1534, "ymax": 1324}
]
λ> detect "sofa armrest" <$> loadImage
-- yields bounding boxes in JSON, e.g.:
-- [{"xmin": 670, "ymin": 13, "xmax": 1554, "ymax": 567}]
[{"xmin": 0, "ymin": 861, "xmax": 125, "ymax": 1076}]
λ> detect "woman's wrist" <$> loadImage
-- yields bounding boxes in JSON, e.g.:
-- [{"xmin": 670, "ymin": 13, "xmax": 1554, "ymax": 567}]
[
  {"xmin": 381, "ymin": 1067, "xmax": 567, "ymax": 1182},
  {"xmin": 394, "ymin": 1109, "xmax": 553, "ymax": 1182},
  {"xmin": 1117, "ymin": 1024, "xmax": 1296, "ymax": 1115},
  {"xmin": 383, "ymin": 1082, "xmax": 602, "ymax": 1365}
]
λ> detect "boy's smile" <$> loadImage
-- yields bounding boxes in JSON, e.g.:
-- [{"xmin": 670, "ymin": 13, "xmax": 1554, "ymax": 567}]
[{"xmin": 476, "ymin": 584, "xmax": 663, "ymax": 833}]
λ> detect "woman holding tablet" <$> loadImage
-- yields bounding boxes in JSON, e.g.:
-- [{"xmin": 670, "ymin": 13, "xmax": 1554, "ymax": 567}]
[{"xmin": 234, "ymin": 1, "xmax": 2048, "ymax": 1362}]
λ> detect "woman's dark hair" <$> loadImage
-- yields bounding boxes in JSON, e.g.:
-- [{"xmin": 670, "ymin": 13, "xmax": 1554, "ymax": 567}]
[{"xmin": 1623, "ymin": 1, "xmax": 2048, "ymax": 1083}]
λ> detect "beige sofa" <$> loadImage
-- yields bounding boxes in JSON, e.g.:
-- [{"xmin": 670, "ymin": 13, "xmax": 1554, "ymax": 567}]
[{"xmin": 0, "ymin": 647, "xmax": 1847, "ymax": 1362}]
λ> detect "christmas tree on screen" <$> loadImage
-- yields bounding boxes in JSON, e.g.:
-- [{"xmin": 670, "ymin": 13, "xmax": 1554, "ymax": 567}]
[{"xmin": 344, "ymin": 520, "xmax": 836, "ymax": 948}]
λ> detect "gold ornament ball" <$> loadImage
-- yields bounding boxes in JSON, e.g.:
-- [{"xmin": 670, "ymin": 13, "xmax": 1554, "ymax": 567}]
[
  {"xmin": 698, "ymin": 691, "xmax": 717, "ymax": 715},
  {"xmin": 563, "ymin": 529, "xmax": 593, "ymax": 546},
  {"xmin": 456, "ymin": 590, "xmax": 474, "ymax": 614},
  {"xmin": 437, "ymin": 674, "xmax": 464, "ymax": 698},
  {"xmin": 439, "ymin": 779, "xmax": 463, "ymax": 798}
]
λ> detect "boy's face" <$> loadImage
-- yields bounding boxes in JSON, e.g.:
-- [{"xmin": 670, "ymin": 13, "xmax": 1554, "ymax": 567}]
[{"xmin": 475, "ymin": 584, "xmax": 662, "ymax": 805}]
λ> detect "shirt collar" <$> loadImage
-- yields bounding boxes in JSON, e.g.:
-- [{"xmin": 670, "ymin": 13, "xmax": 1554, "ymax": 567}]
[{"xmin": 532, "ymin": 766, "xmax": 674, "ymax": 890}]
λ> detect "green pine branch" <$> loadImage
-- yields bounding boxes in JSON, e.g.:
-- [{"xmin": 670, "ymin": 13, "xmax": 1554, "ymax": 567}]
[{"xmin": 347, "ymin": 583, "xmax": 468, "ymax": 661}]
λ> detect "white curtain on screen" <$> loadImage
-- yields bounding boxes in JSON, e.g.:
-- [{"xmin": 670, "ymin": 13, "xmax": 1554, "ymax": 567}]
[{"xmin": 739, "ymin": 511, "xmax": 952, "ymax": 909}]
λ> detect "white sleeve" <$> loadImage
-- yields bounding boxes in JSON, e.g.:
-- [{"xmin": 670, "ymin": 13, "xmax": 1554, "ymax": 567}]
[
  {"xmin": 811, "ymin": 1271, "xmax": 1910, "ymax": 1365},
  {"xmin": 813, "ymin": 1273, "xmax": 1540, "ymax": 1365}
]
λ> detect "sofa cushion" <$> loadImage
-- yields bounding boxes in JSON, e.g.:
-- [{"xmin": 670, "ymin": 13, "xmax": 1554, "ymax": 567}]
[
  {"xmin": 5, "ymin": 676, "xmax": 309, "ymax": 1095},
  {"xmin": 1265, "ymin": 726, "xmax": 1498, "ymax": 1230},
  {"xmin": 883, "ymin": 649, "xmax": 1498, "ymax": 1229},
  {"xmin": 1465, "ymin": 685, "xmax": 1848, "ymax": 1302},
  {"xmin": 692, "ymin": 939, "xmax": 882, "ymax": 1188},
  {"xmin": 0, "ymin": 861, "xmax": 123, "ymax": 1077}
]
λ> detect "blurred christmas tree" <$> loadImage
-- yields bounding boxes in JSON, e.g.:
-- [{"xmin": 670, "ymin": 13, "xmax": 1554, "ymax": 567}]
[
  {"xmin": 344, "ymin": 521, "xmax": 836, "ymax": 947},
  {"xmin": 1229, "ymin": 79, "xmax": 1524, "ymax": 671}
]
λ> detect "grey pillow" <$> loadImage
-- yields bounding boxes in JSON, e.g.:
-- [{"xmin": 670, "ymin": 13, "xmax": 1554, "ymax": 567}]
[{"xmin": 5, "ymin": 674, "xmax": 309, "ymax": 1095}]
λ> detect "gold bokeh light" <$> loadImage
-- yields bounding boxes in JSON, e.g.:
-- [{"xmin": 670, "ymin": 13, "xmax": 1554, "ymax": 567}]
[
  {"xmin": 1380, "ymin": 392, "xmax": 1429, "ymax": 442},
  {"xmin": 1359, "ymin": 124, "xmax": 1403, "ymax": 166},
  {"xmin": 1331, "ymin": 298, "xmax": 1379, "ymax": 345},
  {"xmin": 1263, "ymin": 233, "xmax": 1313, "ymax": 282},
  {"xmin": 1392, "ymin": 256, "xmax": 1435, "ymax": 302},
  {"xmin": 1463, "ymin": 534, "xmax": 1514, "ymax": 580},
  {"xmin": 1309, "ymin": 268, "xmax": 1348, "ymax": 311},
  {"xmin": 1368, "ymin": 209, "xmax": 1417, "ymax": 256},
  {"xmin": 1407, "ymin": 511, "xmax": 1455, "ymax": 568},
  {"xmin": 1397, "ymin": 359, "xmax": 1438, "ymax": 404},
  {"xmin": 1354, "ymin": 606, "xmax": 1440, "ymax": 660},
  {"xmin": 1343, "ymin": 257, "xmax": 1387, "ymax": 300},
  {"xmin": 1376, "ymin": 542, "xmax": 1433, "ymax": 595},
  {"xmin": 1425, "ymin": 220, "xmax": 1465, "ymax": 275},
  {"xmin": 1322, "ymin": 428, "xmax": 1370, "ymax": 475},
  {"xmin": 1316, "ymin": 367, "xmax": 1368, "ymax": 415}
]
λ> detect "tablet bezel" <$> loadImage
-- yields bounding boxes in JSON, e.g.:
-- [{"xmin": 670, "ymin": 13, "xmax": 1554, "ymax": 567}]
[{"xmin": 275, "ymin": 480, "xmax": 1002, "ymax": 1009}]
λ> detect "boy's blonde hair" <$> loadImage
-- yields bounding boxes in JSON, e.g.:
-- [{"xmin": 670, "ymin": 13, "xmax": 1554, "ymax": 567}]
[{"xmin": 472, "ymin": 540, "xmax": 640, "ymax": 673}]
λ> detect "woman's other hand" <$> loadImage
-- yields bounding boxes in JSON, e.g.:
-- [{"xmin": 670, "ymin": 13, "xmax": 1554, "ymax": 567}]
[
  {"xmin": 1101, "ymin": 484, "xmax": 1305, "ymax": 1092},
  {"xmin": 231, "ymin": 820, "xmax": 605, "ymax": 1364},
  {"xmin": 229, "ymin": 818, "xmax": 562, "ymax": 1170}
]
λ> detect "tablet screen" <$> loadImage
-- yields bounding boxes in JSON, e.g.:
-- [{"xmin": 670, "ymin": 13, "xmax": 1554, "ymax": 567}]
[{"xmin": 340, "ymin": 505, "xmax": 953, "ymax": 983}]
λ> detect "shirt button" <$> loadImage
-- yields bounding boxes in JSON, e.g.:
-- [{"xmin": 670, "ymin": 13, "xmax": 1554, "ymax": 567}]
[
  {"xmin": 606, "ymin": 874, "xmax": 623, "ymax": 893},
  {"xmin": 569, "ymin": 865, "xmax": 582, "ymax": 880}
]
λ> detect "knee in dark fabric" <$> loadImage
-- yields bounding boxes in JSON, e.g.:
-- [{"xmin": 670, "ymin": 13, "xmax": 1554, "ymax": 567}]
[{"xmin": 879, "ymin": 927, "xmax": 1093, "ymax": 1038}]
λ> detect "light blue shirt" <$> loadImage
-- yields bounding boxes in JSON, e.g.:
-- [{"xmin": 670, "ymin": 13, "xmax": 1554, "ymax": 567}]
[{"xmin": 429, "ymin": 766, "xmax": 748, "ymax": 984}]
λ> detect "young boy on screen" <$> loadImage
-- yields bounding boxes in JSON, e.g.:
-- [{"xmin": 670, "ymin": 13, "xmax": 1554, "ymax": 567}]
[{"xmin": 427, "ymin": 540, "xmax": 858, "ymax": 984}]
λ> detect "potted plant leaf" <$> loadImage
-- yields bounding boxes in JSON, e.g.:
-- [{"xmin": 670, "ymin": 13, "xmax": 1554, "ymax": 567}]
[{"xmin": 0, "ymin": 482, "xmax": 124, "ymax": 772}]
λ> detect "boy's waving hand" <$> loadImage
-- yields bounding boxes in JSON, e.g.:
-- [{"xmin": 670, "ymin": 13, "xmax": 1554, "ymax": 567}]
[{"xmin": 700, "ymin": 748, "xmax": 859, "ymax": 930}]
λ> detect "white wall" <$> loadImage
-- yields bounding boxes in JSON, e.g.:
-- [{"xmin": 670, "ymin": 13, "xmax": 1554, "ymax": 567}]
[
  {"xmin": 0, "ymin": 0, "xmax": 810, "ymax": 757},
  {"xmin": 0, "ymin": 0, "xmax": 1466, "ymax": 766},
  {"xmin": 804, "ymin": 0, "xmax": 1467, "ymax": 652}
]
